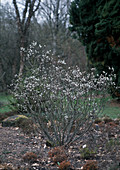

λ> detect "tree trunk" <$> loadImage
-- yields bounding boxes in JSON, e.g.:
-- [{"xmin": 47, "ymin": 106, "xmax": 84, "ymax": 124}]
[
  {"xmin": 19, "ymin": 36, "xmax": 26, "ymax": 76},
  {"xmin": 13, "ymin": 0, "xmax": 41, "ymax": 76}
]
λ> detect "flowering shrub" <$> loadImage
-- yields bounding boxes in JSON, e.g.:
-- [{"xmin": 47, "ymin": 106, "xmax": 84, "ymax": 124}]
[{"xmin": 10, "ymin": 42, "xmax": 116, "ymax": 146}]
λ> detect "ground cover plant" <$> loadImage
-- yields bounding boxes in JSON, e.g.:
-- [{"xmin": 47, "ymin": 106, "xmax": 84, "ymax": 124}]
[{"xmin": 10, "ymin": 42, "xmax": 116, "ymax": 147}]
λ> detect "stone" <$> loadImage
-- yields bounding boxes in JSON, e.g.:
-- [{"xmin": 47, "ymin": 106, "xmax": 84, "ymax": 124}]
[{"xmin": 2, "ymin": 115, "xmax": 28, "ymax": 127}]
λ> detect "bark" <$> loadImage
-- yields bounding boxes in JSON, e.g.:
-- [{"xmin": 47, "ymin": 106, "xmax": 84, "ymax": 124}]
[{"xmin": 13, "ymin": 0, "xmax": 41, "ymax": 76}]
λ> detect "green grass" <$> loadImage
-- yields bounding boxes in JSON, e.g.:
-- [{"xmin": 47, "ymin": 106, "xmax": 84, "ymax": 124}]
[
  {"xmin": 0, "ymin": 93, "xmax": 17, "ymax": 122},
  {"xmin": 0, "ymin": 106, "xmax": 13, "ymax": 113},
  {"xmin": 101, "ymin": 106, "xmax": 120, "ymax": 119},
  {"xmin": 0, "ymin": 93, "xmax": 12, "ymax": 103},
  {"xmin": 0, "ymin": 93, "xmax": 15, "ymax": 113}
]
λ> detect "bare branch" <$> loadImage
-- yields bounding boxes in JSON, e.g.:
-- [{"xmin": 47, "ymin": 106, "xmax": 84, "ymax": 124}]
[
  {"xmin": 22, "ymin": 0, "xmax": 30, "ymax": 25},
  {"xmin": 13, "ymin": 0, "xmax": 41, "ymax": 75},
  {"xmin": 24, "ymin": 0, "xmax": 41, "ymax": 34},
  {"xmin": 13, "ymin": 0, "xmax": 22, "ymax": 34},
  {"xmin": 33, "ymin": 0, "xmax": 41, "ymax": 13}
]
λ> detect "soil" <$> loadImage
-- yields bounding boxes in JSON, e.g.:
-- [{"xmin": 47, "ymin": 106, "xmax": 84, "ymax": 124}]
[{"xmin": 0, "ymin": 100, "xmax": 120, "ymax": 170}]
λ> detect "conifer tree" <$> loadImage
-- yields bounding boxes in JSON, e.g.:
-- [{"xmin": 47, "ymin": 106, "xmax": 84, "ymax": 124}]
[{"xmin": 70, "ymin": 0, "xmax": 120, "ymax": 97}]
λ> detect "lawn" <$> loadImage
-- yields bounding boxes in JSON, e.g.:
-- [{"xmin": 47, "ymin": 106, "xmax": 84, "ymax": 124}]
[
  {"xmin": 0, "ymin": 93, "xmax": 14, "ymax": 113},
  {"xmin": 0, "ymin": 93, "xmax": 17, "ymax": 122},
  {"xmin": 102, "ymin": 105, "xmax": 120, "ymax": 119}
]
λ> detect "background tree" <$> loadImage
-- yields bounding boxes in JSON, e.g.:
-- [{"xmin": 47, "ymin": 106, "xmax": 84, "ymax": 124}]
[
  {"xmin": 13, "ymin": 0, "xmax": 41, "ymax": 75},
  {"xmin": 0, "ymin": 3, "xmax": 19, "ymax": 91},
  {"xmin": 30, "ymin": 0, "xmax": 87, "ymax": 68},
  {"xmin": 0, "ymin": 0, "xmax": 86, "ymax": 92},
  {"xmin": 39, "ymin": 0, "xmax": 70, "ymax": 54},
  {"xmin": 69, "ymin": 0, "xmax": 120, "ymax": 97}
]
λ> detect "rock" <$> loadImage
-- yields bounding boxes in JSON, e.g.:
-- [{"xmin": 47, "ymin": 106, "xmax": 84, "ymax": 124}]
[
  {"xmin": 46, "ymin": 140, "xmax": 53, "ymax": 147},
  {"xmin": 2, "ymin": 115, "xmax": 28, "ymax": 127}
]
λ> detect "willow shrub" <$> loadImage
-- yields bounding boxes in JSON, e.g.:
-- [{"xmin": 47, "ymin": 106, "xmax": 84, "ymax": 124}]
[{"xmin": 10, "ymin": 42, "xmax": 116, "ymax": 146}]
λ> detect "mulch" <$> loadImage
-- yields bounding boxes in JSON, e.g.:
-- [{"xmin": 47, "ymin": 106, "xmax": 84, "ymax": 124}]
[
  {"xmin": 0, "ymin": 99, "xmax": 120, "ymax": 170},
  {"xmin": 0, "ymin": 118, "xmax": 120, "ymax": 170}
]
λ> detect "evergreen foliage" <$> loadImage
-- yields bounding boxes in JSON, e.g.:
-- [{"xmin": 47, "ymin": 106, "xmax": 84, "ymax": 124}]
[{"xmin": 69, "ymin": 0, "xmax": 120, "ymax": 97}]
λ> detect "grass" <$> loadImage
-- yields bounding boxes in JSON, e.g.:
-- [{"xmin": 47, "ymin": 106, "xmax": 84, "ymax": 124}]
[
  {"xmin": 0, "ymin": 93, "xmax": 17, "ymax": 122},
  {"xmin": 101, "ymin": 106, "xmax": 120, "ymax": 119},
  {"xmin": 0, "ymin": 93, "xmax": 14, "ymax": 113},
  {"xmin": 0, "ymin": 106, "xmax": 13, "ymax": 113},
  {"xmin": 0, "ymin": 93, "xmax": 12, "ymax": 103}
]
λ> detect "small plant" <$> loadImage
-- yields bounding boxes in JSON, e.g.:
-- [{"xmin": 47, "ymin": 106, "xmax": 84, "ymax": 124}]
[
  {"xmin": 83, "ymin": 160, "xmax": 98, "ymax": 170},
  {"xmin": 80, "ymin": 146, "xmax": 96, "ymax": 159},
  {"xmin": 22, "ymin": 152, "xmax": 37, "ymax": 163},
  {"xmin": 48, "ymin": 146, "xmax": 67, "ymax": 164},
  {"xmin": 57, "ymin": 160, "xmax": 71, "ymax": 170}
]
